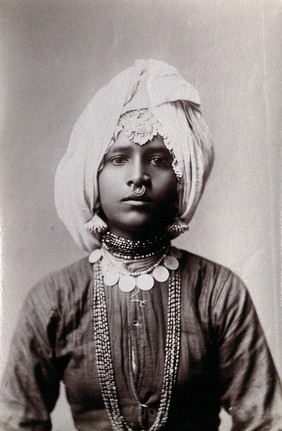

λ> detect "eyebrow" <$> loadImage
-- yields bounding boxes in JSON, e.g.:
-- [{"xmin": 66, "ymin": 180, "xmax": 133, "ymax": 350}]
[
  {"xmin": 107, "ymin": 144, "xmax": 133, "ymax": 153},
  {"xmin": 107, "ymin": 143, "xmax": 172, "ymax": 155}
]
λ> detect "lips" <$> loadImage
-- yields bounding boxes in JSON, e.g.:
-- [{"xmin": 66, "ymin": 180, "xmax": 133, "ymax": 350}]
[
  {"xmin": 121, "ymin": 194, "xmax": 152, "ymax": 202},
  {"xmin": 121, "ymin": 195, "xmax": 153, "ymax": 209}
]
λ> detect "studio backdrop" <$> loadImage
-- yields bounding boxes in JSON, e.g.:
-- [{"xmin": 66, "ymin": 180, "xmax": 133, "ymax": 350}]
[{"xmin": 0, "ymin": 1, "xmax": 281, "ymax": 430}]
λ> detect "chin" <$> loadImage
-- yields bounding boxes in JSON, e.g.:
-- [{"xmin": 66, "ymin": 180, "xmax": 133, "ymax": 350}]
[
  {"xmin": 107, "ymin": 210, "xmax": 171, "ymax": 238},
  {"xmin": 115, "ymin": 221, "xmax": 167, "ymax": 239}
]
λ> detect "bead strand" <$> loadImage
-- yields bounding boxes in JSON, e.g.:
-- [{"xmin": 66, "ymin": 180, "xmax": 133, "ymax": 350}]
[
  {"xmin": 103, "ymin": 241, "xmax": 167, "ymax": 260},
  {"xmin": 94, "ymin": 263, "xmax": 130, "ymax": 430},
  {"xmin": 102, "ymin": 231, "xmax": 170, "ymax": 259},
  {"xmin": 93, "ymin": 261, "xmax": 181, "ymax": 431}
]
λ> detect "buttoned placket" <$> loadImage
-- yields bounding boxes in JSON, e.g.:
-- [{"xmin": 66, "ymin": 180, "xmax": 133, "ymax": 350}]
[{"xmin": 127, "ymin": 289, "xmax": 149, "ymax": 428}]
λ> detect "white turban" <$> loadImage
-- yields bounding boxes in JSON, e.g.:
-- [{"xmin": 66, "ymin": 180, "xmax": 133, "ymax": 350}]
[{"xmin": 55, "ymin": 59, "xmax": 213, "ymax": 251}]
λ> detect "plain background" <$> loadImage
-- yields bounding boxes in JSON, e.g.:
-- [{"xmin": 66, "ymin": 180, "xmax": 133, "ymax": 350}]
[{"xmin": 0, "ymin": 1, "xmax": 281, "ymax": 430}]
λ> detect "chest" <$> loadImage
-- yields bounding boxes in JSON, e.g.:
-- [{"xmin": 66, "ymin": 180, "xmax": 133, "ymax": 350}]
[{"xmin": 59, "ymin": 280, "xmax": 213, "ymax": 408}]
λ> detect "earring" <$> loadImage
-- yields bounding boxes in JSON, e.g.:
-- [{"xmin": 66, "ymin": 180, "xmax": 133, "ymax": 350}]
[
  {"xmin": 166, "ymin": 218, "xmax": 189, "ymax": 238},
  {"xmin": 84, "ymin": 213, "xmax": 108, "ymax": 234}
]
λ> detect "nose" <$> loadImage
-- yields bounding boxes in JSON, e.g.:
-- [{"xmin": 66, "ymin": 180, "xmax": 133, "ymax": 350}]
[{"xmin": 127, "ymin": 160, "xmax": 150, "ymax": 187}]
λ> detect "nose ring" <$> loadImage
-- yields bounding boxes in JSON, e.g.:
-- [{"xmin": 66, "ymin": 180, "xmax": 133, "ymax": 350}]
[{"xmin": 132, "ymin": 184, "xmax": 146, "ymax": 197}]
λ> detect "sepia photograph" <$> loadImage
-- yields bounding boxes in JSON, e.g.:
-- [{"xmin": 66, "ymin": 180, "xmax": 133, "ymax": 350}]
[{"xmin": 0, "ymin": 1, "xmax": 281, "ymax": 430}]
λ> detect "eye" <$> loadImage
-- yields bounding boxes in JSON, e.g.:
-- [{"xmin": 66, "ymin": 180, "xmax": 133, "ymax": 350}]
[
  {"xmin": 108, "ymin": 156, "xmax": 128, "ymax": 165},
  {"xmin": 150, "ymin": 156, "xmax": 171, "ymax": 167}
]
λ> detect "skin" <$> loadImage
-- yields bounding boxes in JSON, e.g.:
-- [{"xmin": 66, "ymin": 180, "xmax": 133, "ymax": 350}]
[{"xmin": 98, "ymin": 130, "xmax": 178, "ymax": 240}]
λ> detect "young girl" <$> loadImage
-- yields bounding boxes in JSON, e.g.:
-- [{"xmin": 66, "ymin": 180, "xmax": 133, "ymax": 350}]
[{"xmin": 1, "ymin": 59, "xmax": 281, "ymax": 431}]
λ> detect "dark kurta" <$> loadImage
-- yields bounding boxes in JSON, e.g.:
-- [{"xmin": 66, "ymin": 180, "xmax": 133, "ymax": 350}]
[{"xmin": 1, "ymin": 251, "xmax": 282, "ymax": 430}]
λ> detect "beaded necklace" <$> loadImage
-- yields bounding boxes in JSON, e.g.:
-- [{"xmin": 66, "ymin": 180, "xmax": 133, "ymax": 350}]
[
  {"xmin": 92, "ymin": 260, "xmax": 181, "ymax": 431},
  {"xmin": 102, "ymin": 231, "xmax": 170, "ymax": 260}
]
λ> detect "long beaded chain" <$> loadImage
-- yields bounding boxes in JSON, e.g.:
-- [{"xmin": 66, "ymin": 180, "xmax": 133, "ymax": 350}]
[{"xmin": 93, "ymin": 260, "xmax": 181, "ymax": 431}]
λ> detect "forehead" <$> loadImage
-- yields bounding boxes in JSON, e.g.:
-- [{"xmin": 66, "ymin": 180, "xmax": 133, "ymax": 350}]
[{"xmin": 109, "ymin": 129, "xmax": 170, "ymax": 154}]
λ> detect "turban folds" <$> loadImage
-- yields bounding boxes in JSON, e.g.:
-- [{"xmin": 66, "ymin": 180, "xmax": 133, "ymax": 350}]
[{"xmin": 55, "ymin": 59, "xmax": 213, "ymax": 251}]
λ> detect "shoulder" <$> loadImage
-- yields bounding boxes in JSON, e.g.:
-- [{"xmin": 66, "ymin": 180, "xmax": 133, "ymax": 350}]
[
  {"xmin": 179, "ymin": 248, "xmax": 242, "ymax": 284},
  {"xmin": 178, "ymin": 248, "xmax": 249, "ymax": 306},
  {"xmin": 178, "ymin": 249, "xmax": 258, "ymax": 337},
  {"xmin": 23, "ymin": 256, "xmax": 92, "ymax": 317}
]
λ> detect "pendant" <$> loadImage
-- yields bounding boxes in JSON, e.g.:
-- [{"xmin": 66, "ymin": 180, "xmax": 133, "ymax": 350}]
[
  {"xmin": 118, "ymin": 275, "xmax": 136, "ymax": 292},
  {"xmin": 103, "ymin": 270, "xmax": 119, "ymax": 287},
  {"xmin": 152, "ymin": 265, "xmax": 169, "ymax": 282},
  {"xmin": 164, "ymin": 255, "xmax": 179, "ymax": 270},
  {"xmin": 89, "ymin": 248, "xmax": 102, "ymax": 263},
  {"xmin": 136, "ymin": 274, "xmax": 154, "ymax": 290},
  {"xmin": 101, "ymin": 258, "xmax": 109, "ymax": 273}
]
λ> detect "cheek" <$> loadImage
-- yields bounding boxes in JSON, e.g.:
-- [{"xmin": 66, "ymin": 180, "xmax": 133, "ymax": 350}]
[
  {"xmin": 98, "ymin": 169, "xmax": 117, "ymax": 195},
  {"xmin": 98, "ymin": 167, "xmax": 124, "ymax": 191},
  {"xmin": 97, "ymin": 173, "xmax": 112, "ymax": 209},
  {"xmin": 156, "ymin": 174, "xmax": 178, "ymax": 202},
  {"xmin": 98, "ymin": 171, "xmax": 123, "ymax": 219}
]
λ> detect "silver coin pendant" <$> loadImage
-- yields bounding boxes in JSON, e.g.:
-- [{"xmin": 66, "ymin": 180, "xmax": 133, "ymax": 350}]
[
  {"xmin": 136, "ymin": 274, "xmax": 154, "ymax": 291},
  {"xmin": 164, "ymin": 255, "xmax": 179, "ymax": 271},
  {"xmin": 104, "ymin": 270, "xmax": 120, "ymax": 287},
  {"xmin": 119, "ymin": 275, "xmax": 136, "ymax": 292},
  {"xmin": 89, "ymin": 249, "xmax": 102, "ymax": 263},
  {"xmin": 152, "ymin": 265, "xmax": 169, "ymax": 282}
]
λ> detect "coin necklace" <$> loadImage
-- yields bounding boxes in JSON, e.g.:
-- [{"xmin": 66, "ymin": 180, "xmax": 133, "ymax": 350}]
[
  {"xmin": 92, "ymin": 259, "xmax": 181, "ymax": 431},
  {"xmin": 89, "ymin": 246, "xmax": 181, "ymax": 292}
]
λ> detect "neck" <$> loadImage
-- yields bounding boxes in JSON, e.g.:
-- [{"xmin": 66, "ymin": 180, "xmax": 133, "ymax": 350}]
[{"xmin": 107, "ymin": 225, "xmax": 168, "ymax": 241}]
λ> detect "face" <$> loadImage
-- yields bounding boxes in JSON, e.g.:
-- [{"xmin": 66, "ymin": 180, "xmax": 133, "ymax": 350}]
[{"xmin": 98, "ymin": 131, "xmax": 178, "ymax": 239}]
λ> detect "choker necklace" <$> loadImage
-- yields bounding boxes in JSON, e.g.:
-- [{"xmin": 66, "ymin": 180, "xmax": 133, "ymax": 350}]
[
  {"xmin": 93, "ymin": 260, "xmax": 181, "ymax": 430},
  {"xmin": 102, "ymin": 231, "xmax": 170, "ymax": 260},
  {"xmin": 89, "ymin": 246, "xmax": 181, "ymax": 292}
]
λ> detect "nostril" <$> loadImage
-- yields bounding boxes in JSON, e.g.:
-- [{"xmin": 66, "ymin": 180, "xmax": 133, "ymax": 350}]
[{"xmin": 127, "ymin": 174, "xmax": 150, "ymax": 188}]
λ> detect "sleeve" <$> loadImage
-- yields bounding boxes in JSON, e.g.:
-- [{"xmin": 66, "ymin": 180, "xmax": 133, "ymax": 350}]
[
  {"xmin": 211, "ymin": 270, "xmax": 282, "ymax": 430},
  {"xmin": 0, "ymin": 279, "xmax": 62, "ymax": 431}
]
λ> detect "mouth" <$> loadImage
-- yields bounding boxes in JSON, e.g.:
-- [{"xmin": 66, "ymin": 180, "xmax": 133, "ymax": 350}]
[{"xmin": 121, "ymin": 195, "xmax": 152, "ymax": 206}]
